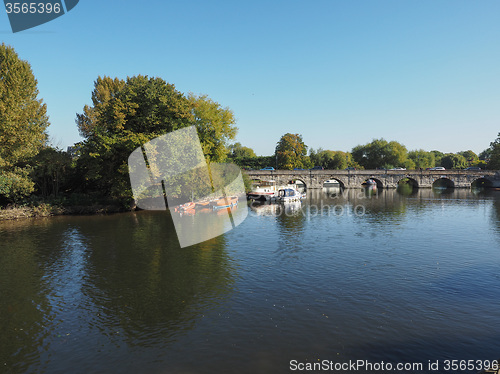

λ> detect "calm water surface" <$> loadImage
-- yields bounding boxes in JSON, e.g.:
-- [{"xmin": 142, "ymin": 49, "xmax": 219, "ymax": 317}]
[{"xmin": 1, "ymin": 188, "xmax": 500, "ymax": 373}]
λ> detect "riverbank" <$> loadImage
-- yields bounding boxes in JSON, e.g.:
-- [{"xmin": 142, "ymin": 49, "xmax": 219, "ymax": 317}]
[{"xmin": 0, "ymin": 203, "xmax": 127, "ymax": 221}]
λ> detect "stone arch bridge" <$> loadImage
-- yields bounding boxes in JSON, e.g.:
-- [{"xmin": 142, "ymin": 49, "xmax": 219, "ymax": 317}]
[{"xmin": 245, "ymin": 169, "xmax": 499, "ymax": 189}]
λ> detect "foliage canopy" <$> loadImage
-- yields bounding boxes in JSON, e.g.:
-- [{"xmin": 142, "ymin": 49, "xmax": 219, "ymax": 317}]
[
  {"xmin": 275, "ymin": 133, "xmax": 311, "ymax": 170},
  {"xmin": 0, "ymin": 43, "xmax": 49, "ymax": 201},
  {"xmin": 487, "ymin": 133, "xmax": 500, "ymax": 170},
  {"xmin": 76, "ymin": 75, "xmax": 237, "ymax": 203},
  {"xmin": 352, "ymin": 139, "xmax": 407, "ymax": 170}
]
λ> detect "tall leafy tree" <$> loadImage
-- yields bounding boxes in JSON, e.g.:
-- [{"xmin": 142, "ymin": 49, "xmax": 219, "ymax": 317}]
[
  {"xmin": 352, "ymin": 139, "xmax": 407, "ymax": 169},
  {"xmin": 30, "ymin": 148, "xmax": 72, "ymax": 198},
  {"xmin": 0, "ymin": 44, "xmax": 49, "ymax": 201},
  {"xmin": 76, "ymin": 76, "xmax": 238, "ymax": 203},
  {"xmin": 458, "ymin": 150, "xmax": 478, "ymax": 164},
  {"xmin": 275, "ymin": 133, "xmax": 311, "ymax": 170},
  {"xmin": 408, "ymin": 149, "xmax": 435, "ymax": 169},
  {"xmin": 479, "ymin": 149, "xmax": 491, "ymax": 161},
  {"xmin": 228, "ymin": 142, "xmax": 256, "ymax": 158},
  {"xmin": 76, "ymin": 75, "xmax": 195, "ymax": 201},
  {"xmin": 440, "ymin": 153, "xmax": 467, "ymax": 169},
  {"xmin": 188, "ymin": 93, "xmax": 237, "ymax": 163},
  {"xmin": 430, "ymin": 150, "xmax": 444, "ymax": 166},
  {"xmin": 487, "ymin": 133, "xmax": 500, "ymax": 170},
  {"xmin": 309, "ymin": 148, "xmax": 352, "ymax": 169}
]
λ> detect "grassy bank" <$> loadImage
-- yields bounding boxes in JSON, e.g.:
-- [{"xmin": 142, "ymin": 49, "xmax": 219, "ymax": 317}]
[
  {"xmin": 0, "ymin": 194, "xmax": 129, "ymax": 221},
  {"xmin": 0, "ymin": 204, "xmax": 127, "ymax": 221}
]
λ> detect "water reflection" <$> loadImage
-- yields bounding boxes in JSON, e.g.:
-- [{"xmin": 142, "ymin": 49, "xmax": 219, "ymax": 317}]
[
  {"xmin": 0, "ymin": 212, "xmax": 236, "ymax": 373},
  {"xmin": 396, "ymin": 182, "xmax": 418, "ymax": 196},
  {"xmin": 80, "ymin": 212, "xmax": 235, "ymax": 341},
  {"xmin": 492, "ymin": 198, "xmax": 500, "ymax": 238},
  {"xmin": 1, "ymin": 189, "xmax": 500, "ymax": 373},
  {"xmin": 0, "ymin": 220, "xmax": 51, "ymax": 372}
]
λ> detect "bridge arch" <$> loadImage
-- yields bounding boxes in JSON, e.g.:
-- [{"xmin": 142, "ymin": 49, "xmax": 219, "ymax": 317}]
[
  {"xmin": 397, "ymin": 177, "xmax": 419, "ymax": 189},
  {"xmin": 432, "ymin": 177, "xmax": 455, "ymax": 189},
  {"xmin": 322, "ymin": 177, "xmax": 346, "ymax": 190},
  {"xmin": 288, "ymin": 178, "xmax": 307, "ymax": 191},
  {"xmin": 396, "ymin": 177, "xmax": 419, "ymax": 196},
  {"xmin": 362, "ymin": 177, "xmax": 384, "ymax": 189},
  {"xmin": 471, "ymin": 177, "xmax": 494, "ymax": 189}
]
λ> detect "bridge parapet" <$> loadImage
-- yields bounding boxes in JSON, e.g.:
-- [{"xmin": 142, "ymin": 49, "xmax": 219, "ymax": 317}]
[{"xmin": 244, "ymin": 170, "xmax": 499, "ymax": 189}]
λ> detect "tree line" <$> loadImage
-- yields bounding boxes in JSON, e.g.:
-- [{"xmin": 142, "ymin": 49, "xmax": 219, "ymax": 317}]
[
  {"xmin": 0, "ymin": 44, "xmax": 237, "ymax": 208},
  {"xmin": 228, "ymin": 133, "xmax": 499, "ymax": 171},
  {"xmin": 1, "ymin": 43, "xmax": 500, "ymax": 210}
]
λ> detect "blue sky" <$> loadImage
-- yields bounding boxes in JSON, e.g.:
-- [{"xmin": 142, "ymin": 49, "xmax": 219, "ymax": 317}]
[{"xmin": 1, "ymin": 0, "xmax": 499, "ymax": 156}]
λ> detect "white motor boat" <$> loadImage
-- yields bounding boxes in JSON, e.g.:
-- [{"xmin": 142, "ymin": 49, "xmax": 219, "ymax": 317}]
[
  {"xmin": 247, "ymin": 180, "xmax": 279, "ymax": 201},
  {"xmin": 277, "ymin": 186, "xmax": 306, "ymax": 202}
]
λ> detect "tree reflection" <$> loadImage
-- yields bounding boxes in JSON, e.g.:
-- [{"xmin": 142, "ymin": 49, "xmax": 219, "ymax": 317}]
[
  {"xmin": 491, "ymin": 197, "xmax": 500, "ymax": 239},
  {"xmin": 0, "ymin": 219, "xmax": 58, "ymax": 372},
  {"xmin": 79, "ymin": 211, "xmax": 236, "ymax": 344},
  {"xmin": 0, "ymin": 211, "xmax": 236, "ymax": 372}
]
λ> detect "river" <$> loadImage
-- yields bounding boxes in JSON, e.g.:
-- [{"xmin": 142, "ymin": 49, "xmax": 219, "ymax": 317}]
[{"xmin": 1, "ymin": 188, "xmax": 500, "ymax": 373}]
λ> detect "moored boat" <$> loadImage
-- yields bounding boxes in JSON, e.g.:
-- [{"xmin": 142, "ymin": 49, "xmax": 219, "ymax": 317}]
[
  {"xmin": 177, "ymin": 201, "xmax": 196, "ymax": 215},
  {"xmin": 277, "ymin": 187, "xmax": 305, "ymax": 202},
  {"xmin": 247, "ymin": 180, "xmax": 279, "ymax": 201},
  {"xmin": 195, "ymin": 200, "xmax": 211, "ymax": 209},
  {"xmin": 324, "ymin": 179, "xmax": 340, "ymax": 186},
  {"xmin": 211, "ymin": 196, "xmax": 239, "ymax": 210}
]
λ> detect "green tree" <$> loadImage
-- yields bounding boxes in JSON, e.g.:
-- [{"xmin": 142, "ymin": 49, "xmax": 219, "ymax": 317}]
[
  {"xmin": 232, "ymin": 155, "xmax": 274, "ymax": 170},
  {"xmin": 408, "ymin": 149, "xmax": 435, "ymax": 169},
  {"xmin": 275, "ymin": 133, "xmax": 311, "ymax": 170},
  {"xmin": 188, "ymin": 93, "xmax": 237, "ymax": 163},
  {"xmin": 440, "ymin": 153, "xmax": 468, "ymax": 169},
  {"xmin": 76, "ymin": 75, "xmax": 193, "ymax": 202},
  {"xmin": 474, "ymin": 160, "xmax": 488, "ymax": 169},
  {"xmin": 76, "ymin": 76, "xmax": 237, "ymax": 204},
  {"xmin": 479, "ymin": 149, "xmax": 491, "ymax": 161},
  {"xmin": 458, "ymin": 150, "xmax": 478, "ymax": 165},
  {"xmin": 430, "ymin": 150, "xmax": 444, "ymax": 166},
  {"xmin": 352, "ymin": 139, "xmax": 407, "ymax": 169},
  {"xmin": 310, "ymin": 148, "xmax": 352, "ymax": 169},
  {"xmin": 0, "ymin": 44, "xmax": 49, "ymax": 202},
  {"xmin": 403, "ymin": 159, "xmax": 416, "ymax": 170},
  {"xmin": 31, "ymin": 148, "xmax": 72, "ymax": 197},
  {"xmin": 228, "ymin": 142, "xmax": 256, "ymax": 158},
  {"xmin": 488, "ymin": 133, "xmax": 500, "ymax": 170}
]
